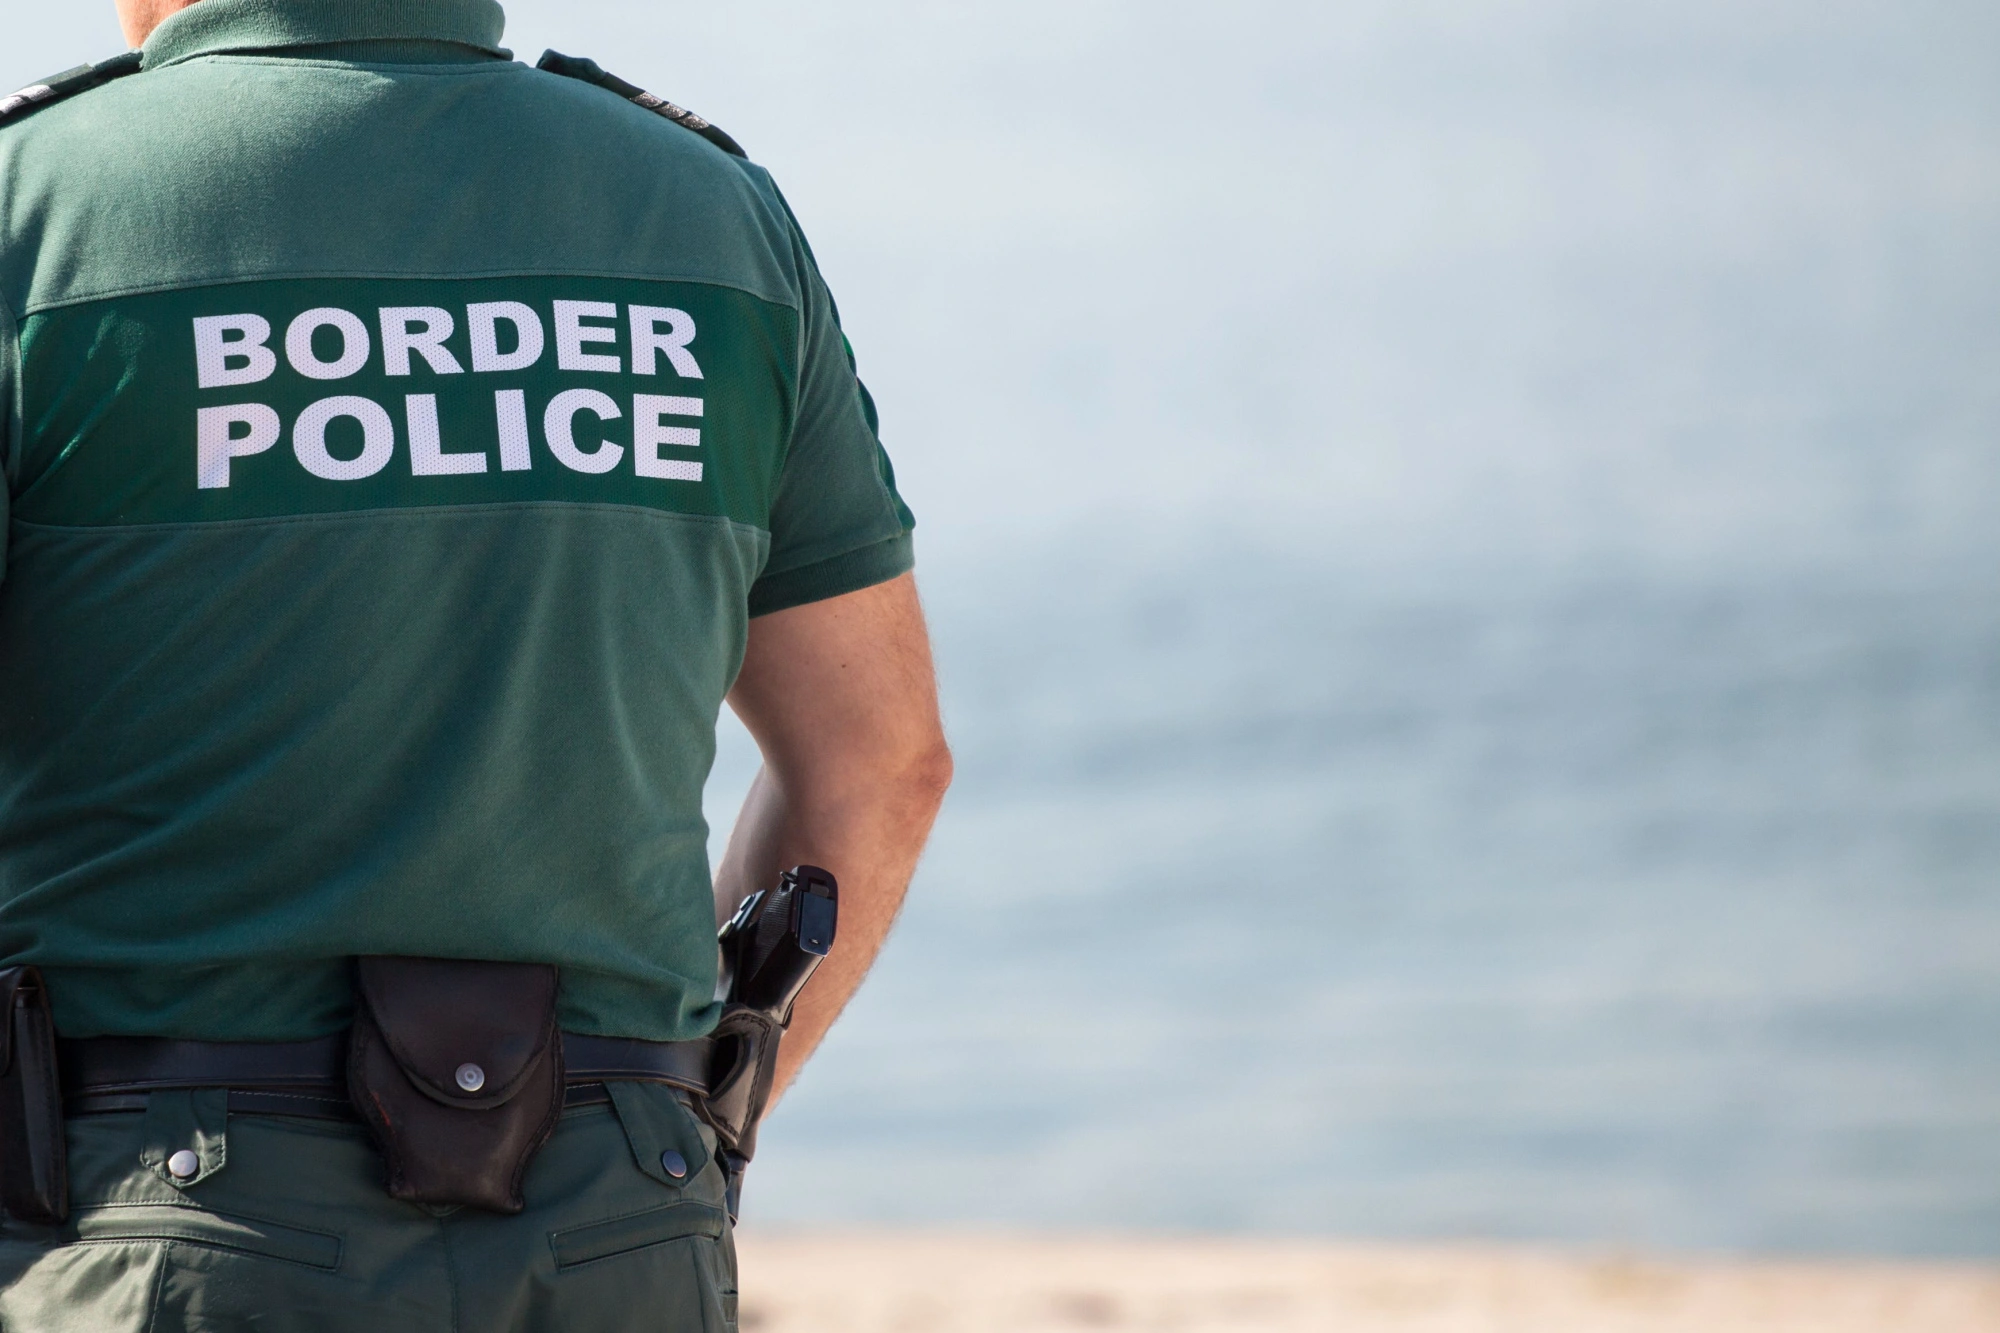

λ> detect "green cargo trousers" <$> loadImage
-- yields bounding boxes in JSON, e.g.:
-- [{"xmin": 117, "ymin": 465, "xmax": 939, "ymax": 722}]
[{"xmin": 0, "ymin": 1083, "xmax": 738, "ymax": 1332}]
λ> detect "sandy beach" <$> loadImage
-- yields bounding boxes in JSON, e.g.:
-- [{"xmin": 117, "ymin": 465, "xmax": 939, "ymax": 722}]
[{"xmin": 735, "ymin": 1232, "xmax": 2000, "ymax": 1333}]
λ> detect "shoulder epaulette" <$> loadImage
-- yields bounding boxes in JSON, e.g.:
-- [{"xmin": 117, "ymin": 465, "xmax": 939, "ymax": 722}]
[
  {"xmin": 0, "ymin": 52, "xmax": 143, "ymax": 126},
  {"xmin": 536, "ymin": 50, "xmax": 746, "ymax": 159}
]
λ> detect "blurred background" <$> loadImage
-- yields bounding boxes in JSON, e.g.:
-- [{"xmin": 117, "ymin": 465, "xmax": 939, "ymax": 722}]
[{"xmin": 10, "ymin": 0, "xmax": 2000, "ymax": 1261}]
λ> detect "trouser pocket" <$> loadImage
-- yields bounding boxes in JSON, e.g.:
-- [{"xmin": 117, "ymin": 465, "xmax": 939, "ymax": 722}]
[
  {"xmin": 541, "ymin": 1219, "xmax": 737, "ymax": 1333},
  {"xmin": 539, "ymin": 1084, "xmax": 737, "ymax": 1330},
  {"xmin": 0, "ymin": 1201, "xmax": 346, "ymax": 1333},
  {"xmin": 70, "ymin": 1202, "xmax": 342, "ymax": 1269},
  {"xmin": 549, "ymin": 1199, "xmax": 724, "ymax": 1270},
  {"xmin": 0, "ymin": 1107, "xmax": 383, "ymax": 1333}
]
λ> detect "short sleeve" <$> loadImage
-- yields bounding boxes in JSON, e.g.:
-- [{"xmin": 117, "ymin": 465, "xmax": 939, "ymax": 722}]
[{"xmin": 747, "ymin": 197, "xmax": 915, "ymax": 618}]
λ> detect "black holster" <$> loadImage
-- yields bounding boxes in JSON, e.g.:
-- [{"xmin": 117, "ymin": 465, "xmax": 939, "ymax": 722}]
[
  {"xmin": 347, "ymin": 957, "xmax": 563, "ymax": 1215},
  {"xmin": 699, "ymin": 1005, "xmax": 782, "ymax": 1164},
  {"xmin": 0, "ymin": 966, "xmax": 67, "ymax": 1225},
  {"xmin": 696, "ymin": 1004, "xmax": 782, "ymax": 1223}
]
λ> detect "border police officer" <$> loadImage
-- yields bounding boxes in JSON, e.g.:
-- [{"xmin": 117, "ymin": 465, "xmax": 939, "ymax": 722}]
[{"xmin": 0, "ymin": 1, "xmax": 952, "ymax": 1327}]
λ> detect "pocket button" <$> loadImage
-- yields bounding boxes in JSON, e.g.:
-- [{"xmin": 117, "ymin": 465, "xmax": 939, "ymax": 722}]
[{"xmin": 659, "ymin": 1150, "xmax": 688, "ymax": 1179}]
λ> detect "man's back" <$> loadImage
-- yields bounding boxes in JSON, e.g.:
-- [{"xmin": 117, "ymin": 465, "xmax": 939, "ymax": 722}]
[{"xmin": 0, "ymin": 0, "xmax": 915, "ymax": 1044}]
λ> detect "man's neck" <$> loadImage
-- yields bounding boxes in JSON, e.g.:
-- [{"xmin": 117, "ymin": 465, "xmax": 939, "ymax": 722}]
[{"xmin": 118, "ymin": 0, "xmax": 204, "ymax": 49}]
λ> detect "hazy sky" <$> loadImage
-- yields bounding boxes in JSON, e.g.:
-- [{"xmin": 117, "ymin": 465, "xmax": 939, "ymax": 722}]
[{"xmin": 9, "ymin": 1, "xmax": 2000, "ymax": 582}]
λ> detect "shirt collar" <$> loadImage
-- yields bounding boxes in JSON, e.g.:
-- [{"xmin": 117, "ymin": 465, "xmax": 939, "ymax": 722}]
[{"xmin": 143, "ymin": 0, "xmax": 509, "ymax": 68}]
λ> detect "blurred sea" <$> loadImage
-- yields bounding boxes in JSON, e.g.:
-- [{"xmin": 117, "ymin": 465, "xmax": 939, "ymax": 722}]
[
  {"xmin": 659, "ymin": 0, "xmax": 2000, "ymax": 1259},
  {"xmin": 721, "ymin": 553, "xmax": 2000, "ymax": 1259}
]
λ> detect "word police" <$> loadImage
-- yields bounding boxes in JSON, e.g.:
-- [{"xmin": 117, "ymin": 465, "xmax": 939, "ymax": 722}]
[{"xmin": 192, "ymin": 301, "xmax": 707, "ymax": 489}]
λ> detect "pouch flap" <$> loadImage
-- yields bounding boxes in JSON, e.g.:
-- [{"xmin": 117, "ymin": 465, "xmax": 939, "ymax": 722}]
[{"xmin": 355, "ymin": 958, "xmax": 557, "ymax": 1110}]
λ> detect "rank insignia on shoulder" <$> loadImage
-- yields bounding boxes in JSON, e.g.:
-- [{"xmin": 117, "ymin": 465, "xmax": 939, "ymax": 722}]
[
  {"xmin": 536, "ymin": 50, "xmax": 747, "ymax": 159},
  {"xmin": 0, "ymin": 51, "xmax": 142, "ymax": 125}
]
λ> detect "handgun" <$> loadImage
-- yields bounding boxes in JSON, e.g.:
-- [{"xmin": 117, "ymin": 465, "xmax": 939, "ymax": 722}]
[
  {"xmin": 707, "ymin": 865, "xmax": 838, "ymax": 1220},
  {"xmin": 718, "ymin": 864, "xmax": 837, "ymax": 1024}
]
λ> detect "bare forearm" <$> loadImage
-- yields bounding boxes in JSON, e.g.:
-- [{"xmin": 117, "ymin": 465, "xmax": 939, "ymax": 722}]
[
  {"xmin": 713, "ymin": 747, "xmax": 948, "ymax": 1102},
  {"xmin": 713, "ymin": 574, "xmax": 952, "ymax": 1104}
]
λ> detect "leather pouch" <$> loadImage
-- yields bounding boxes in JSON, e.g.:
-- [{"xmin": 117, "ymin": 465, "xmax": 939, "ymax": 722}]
[
  {"xmin": 0, "ymin": 966, "xmax": 67, "ymax": 1224},
  {"xmin": 347, "ymin": 957, "xmax": 562, "ymax": 1214}
]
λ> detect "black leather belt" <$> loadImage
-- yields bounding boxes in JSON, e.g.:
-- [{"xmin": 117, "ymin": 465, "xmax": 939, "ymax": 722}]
[{"xmin": 58, "ymin": 1032, "xmax": 712, "ymax": 1122}]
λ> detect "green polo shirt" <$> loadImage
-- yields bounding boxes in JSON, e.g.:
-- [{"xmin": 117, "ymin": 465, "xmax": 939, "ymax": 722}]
[{"xmin": 0, "ymin": 0, "xmax": 915, "ymax": 1040}]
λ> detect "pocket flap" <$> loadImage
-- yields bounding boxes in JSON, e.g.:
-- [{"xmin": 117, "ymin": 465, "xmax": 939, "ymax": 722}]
[{"xmin": 355, "ymin": 957, "xmax": 558, "ymax": 1109}]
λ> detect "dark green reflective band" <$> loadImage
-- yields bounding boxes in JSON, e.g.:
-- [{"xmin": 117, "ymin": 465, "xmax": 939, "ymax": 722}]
[{"xmin": 16, "ymin": 275, "xmax": 797, "ymax": 530}]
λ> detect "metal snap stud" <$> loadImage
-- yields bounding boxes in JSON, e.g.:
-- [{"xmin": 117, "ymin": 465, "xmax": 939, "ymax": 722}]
[
  {"xmin": 454, "ymin": 1063, "xmax": 486, "ymax": 1093},
  {"xmin": 660, "ymin": 1150, "xmax": 688, "ymax": 1179},
  {"xmin": 167, "ymin": 1149, "xmax": 200, "ymax": 1181}
]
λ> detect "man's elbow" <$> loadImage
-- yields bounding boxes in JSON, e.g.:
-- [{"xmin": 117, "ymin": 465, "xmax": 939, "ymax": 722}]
[
  {"xmin": 902, "ymin": 734, "xmax": 954, "ymax": 811},
  {"xmin": 827, "ymin": 732, "xmax": 948, "ymax": 834}
]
